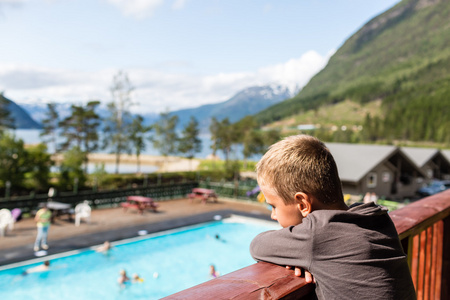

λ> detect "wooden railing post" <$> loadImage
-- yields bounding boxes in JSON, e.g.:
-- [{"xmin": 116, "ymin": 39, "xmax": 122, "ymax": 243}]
[
  {"xmin": 441, "ymin": 215, "xmax": 450, "ymax": 300},
  {"xmin": 401, "ymin": 235, "xmax": 413, "ymax": 269}
]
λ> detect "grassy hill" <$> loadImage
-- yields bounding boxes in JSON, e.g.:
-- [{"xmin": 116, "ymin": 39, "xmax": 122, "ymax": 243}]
[
  {"xmin": 255, "ymin": 0, "xmax": 450, "ymax": 146},
  {"xmin": 264, "ymin": 99, "xmax": 382, "ymax": 130}
]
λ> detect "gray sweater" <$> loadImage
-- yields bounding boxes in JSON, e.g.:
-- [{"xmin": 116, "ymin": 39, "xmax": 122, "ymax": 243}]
[{"xmin": 250, "ymin": 202, "xmax": 416, "ymax": 300}]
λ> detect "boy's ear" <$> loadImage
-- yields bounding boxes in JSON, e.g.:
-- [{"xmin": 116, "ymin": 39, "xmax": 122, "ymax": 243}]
[{"xmin": 295, "ymin": 192, "xmax": 312, "ymax": 217}]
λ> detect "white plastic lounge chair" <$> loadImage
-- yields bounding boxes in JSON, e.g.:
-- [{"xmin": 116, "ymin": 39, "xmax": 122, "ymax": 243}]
[
  {"xmin": 75, "ymin": 202, "xmax": 91, "ymax": 226},
  {"xmin": 0, "ymin": 208, "xmax": 13, "ymax": 236}
]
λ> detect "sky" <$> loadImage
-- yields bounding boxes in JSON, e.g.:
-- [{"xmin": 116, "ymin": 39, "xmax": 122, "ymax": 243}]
[{"xmin": 0, "ymin": 0, "xmax": 401, "ymax": 114}]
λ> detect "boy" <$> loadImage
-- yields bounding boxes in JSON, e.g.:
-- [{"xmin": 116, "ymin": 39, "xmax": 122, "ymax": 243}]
[{"xmin": 250, "ymin": 135, "xmax": 416, "ymax": 300}]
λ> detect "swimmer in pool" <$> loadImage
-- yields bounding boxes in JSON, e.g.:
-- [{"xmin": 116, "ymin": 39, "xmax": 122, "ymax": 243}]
[
  {"xmin": 117, "ymin": 269, "xmax": 130, "ymax": 287},
  {"xmin": 209, "ymin": 264, "xmax": 220, "ymax": 278},
  {"xmin": 214, "ymin": 234, "xmax": 226, "ymax": 243},
  {"xmin": 22, "ymin": 260, "xmax": 50, "ymax": 275},
  {"xmin": 96, "ymin": 241, "xmax": 112, "ymax": 253},
  {"xmin": 132, "ymin": 273, "xmax": 144, "ymax": 283}
]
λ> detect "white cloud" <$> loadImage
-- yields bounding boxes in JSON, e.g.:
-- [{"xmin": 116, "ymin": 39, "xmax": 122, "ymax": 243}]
[
  {"xmin": 257, "ymin": 50, "xmax": 333, "ymax": 92},
  {"xmin": 0, "ymin": 50, "xmax": 331, "ymax": 114},
  {"xmin": 0, "ymin": 0, "xmax": 26, "ymax": 4},
  {"xmin": 0, "ymin": 64, "xmax": 115, "ymax": 104},
  {"xmin": 0, "ymin": 0, "xmax": 26, "ymax": 9},
  {"xmin": 105, "ymin": 0, "xmax": 164, "ymax": 19},
  {"xmin": 263, "ymin": 4, "xmax": 272, "ymax": 13},
  {"xmin": 171, "ymin": 0, "xmax": 186, "ymax": 10}
]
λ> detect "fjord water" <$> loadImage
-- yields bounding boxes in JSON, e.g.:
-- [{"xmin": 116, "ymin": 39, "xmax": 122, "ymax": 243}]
[{"xmin": 14, "ymin": 129, "xmax": 259, "ymax": 166}]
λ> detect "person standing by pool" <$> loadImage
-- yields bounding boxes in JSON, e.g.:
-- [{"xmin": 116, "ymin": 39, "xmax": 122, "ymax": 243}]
[{"xmin": 34, "ymin": 203, "xmax": 51, "ymax": 252}]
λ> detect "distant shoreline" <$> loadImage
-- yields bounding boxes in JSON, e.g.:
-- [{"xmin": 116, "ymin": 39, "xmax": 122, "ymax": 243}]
[{"xmin": 52, "ymin": 153, "xmax": 201, "ymax": 172}]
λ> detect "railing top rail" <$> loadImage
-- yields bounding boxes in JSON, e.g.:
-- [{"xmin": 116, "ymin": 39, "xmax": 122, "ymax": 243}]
[
  {"xmin": 390, "ymin": 189, "xmax": 450, "ymax": 239},
  {"xmin": 162, "ymin": 262, "xmax": 313, "ymax": 300}
]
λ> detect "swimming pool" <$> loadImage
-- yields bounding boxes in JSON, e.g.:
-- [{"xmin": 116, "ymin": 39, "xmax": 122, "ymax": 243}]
[{"xmin": 0, "ymin": 215, "xmax": 278, "ymax": 300}]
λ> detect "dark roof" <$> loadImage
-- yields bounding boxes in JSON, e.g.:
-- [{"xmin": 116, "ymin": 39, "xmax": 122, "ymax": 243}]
[
  {"xmin": 401, "ymin": 147, "xmax": 440, "ymax": 168},
  {"xmin": 326, "ymin": 143, "xmax": 398, "ymax": 182},
  {"xmin": 442, "ymin": 150, "xmax": 450, "ymax": 163}
]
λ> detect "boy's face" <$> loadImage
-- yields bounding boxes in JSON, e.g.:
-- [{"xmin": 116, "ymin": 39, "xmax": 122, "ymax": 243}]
[{"xmin": 260, "ymin": 185, "xmax": 304, "ymax": 228}]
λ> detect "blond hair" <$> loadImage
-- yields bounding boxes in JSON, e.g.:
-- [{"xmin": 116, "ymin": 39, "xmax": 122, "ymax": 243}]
[{"xmin": 256, "ymin": 135, "xmax": 344, "ymax": 205}]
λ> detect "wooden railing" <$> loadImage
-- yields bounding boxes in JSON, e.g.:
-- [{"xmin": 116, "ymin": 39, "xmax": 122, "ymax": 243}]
[
  {"xmin": 390, "ymin": 189, "xmax": 450, "ymax": 300},
  {"xmin": 163, "ymin": 189, "xmax": 450, "ymax": 300}
]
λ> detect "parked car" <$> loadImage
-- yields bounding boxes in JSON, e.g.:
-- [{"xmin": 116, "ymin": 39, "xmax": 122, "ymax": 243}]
[{"xmin": 416, "ymin": 180, "xmax": 450, "ymax": 197}]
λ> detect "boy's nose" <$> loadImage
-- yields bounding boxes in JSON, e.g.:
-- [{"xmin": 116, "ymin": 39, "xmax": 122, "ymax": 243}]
[{"xmin": 271, "ymin": 211, "xmax": 277, "ymax": 221}]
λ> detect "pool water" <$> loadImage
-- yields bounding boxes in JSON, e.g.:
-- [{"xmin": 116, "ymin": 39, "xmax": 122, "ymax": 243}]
[{"xmin": 0, "ymin": 216, "xmax": 278, "ymax": 300}]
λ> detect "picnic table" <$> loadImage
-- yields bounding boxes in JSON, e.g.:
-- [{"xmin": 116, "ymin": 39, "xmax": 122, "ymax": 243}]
[
  {"xmin": 120, "ymin": 196, "xmax": 159, "ymax": 214},
  {"xmin": 188, "ymin": 188, "xmax": 218, "ymax": 204},
  {"xmin": 39, "ymin": 201, "xmax": 73, "ymax": 223}
]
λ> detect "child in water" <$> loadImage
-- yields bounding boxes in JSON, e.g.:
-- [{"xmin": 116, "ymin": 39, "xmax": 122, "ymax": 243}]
[
  {"xmin": 209, "ymin": 264, "xmax": 220, "ymax": 278},
  {"xmin": 132, "ymin": 273, "xmax": 144, "ymax": 283},
  {"xmin": 117, "ymin": 269, "xmax": 130, "ymax": 287}
]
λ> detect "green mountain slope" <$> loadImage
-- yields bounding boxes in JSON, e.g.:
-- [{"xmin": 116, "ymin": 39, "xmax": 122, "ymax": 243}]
[{"xmin": 255, "ymin": 0, "xmax": 450, "ymax": 145}]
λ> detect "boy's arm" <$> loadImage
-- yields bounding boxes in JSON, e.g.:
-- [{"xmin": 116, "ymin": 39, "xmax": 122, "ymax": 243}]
[{"xmin": 250, "ymin": 221, "xmax": 313, "ymax": 270}]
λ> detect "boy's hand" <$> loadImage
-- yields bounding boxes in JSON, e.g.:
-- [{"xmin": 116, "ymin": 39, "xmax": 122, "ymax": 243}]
[{"xmin": 286, "ymin": 266, "xmax": 315, "ymax": 283}]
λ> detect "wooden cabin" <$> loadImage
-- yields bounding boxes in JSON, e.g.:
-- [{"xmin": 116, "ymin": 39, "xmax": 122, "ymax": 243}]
[
  {"xmin": 401, "ymin": 147, "xmax": 450, "ymax": 182},
  {"xmin": 326, "ymin": 143, "xmax": 425, "ymax": 200}
]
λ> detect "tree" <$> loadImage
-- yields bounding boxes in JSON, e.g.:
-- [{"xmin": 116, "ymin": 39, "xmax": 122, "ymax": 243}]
[
  {"xmin": 209, "ymin": 117, "xmax": 220, "ymax": 158},
  {"xmin": 39, "ymin": 102, "xmax": 60, "ymax": 154},
  {"xmin": 0, "ymin": 93, "xmax": 15, "ymax": 133},
  {"xmin": 128, "ymin": 114, "xmax": 152, "ymax": 173},
  {"xmin": 103, "ymin": 71, "xmax": 135, "ymax": 174},
  {"xmin": 27, "ymin": 143, "xmax": 53, "ymax": 191},
  {"xmin": 241, "ymin": 130, "xmax": 264, "ymax": 169},
  {"xmin": 178, "ymin": 116, "xmax": 202, "ymax": 170},
  {"xmin": 262, "ymin": 129, "xmax": 281, "ymax": 148},
  {"xmin": 58, "ymin": 101, "xmax": 101, "ymax": 172},
  {"xmin": 0, "ymin": 132, "xmax": 29, "ymax": 190},
  {"xmin": 234, "ymin": 116, "xmax": 263, "ymax": 169},
  {"xmin": 232, "ymin": 116, "xmax": 280, "ymax": 169},
  {"xmin": 209, "ymin": 117, "xmax": 235, "ymax": 163},
  {"xmin": 58, "ymin": 146, "xmax": 86, "ymax": 192},
  {"xmin": 59, "ymin": 104, "xmax": 85, "ymax": 150},
  {"xmin": 152, "ymin": 111, "xmax": 179, "ymax": 170},
  {"xmin": 82, "ymin": 101, "xmax": 101, "ymax": 151},
  {"xmin": 0, "ymin": 132, "xmax": 52, "ymax": 193}
]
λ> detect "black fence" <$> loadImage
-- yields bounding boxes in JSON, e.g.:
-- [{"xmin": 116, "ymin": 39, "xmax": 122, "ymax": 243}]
[
  {"xmin": 0, "ymin": 179, "xmax": 261, "ymax": 215},
  {"xmin": 200, "ymin": 179, "xmax": 259, "ymax": 200},
  {"xmin": 0, "ymin": 182, "xmax": 199, "ymax": 214}
]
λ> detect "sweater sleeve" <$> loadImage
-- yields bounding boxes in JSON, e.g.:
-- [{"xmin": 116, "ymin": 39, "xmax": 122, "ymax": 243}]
[{"xmin": 250, "ymin": 218, "xmax": 313, "ymax": 269}]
